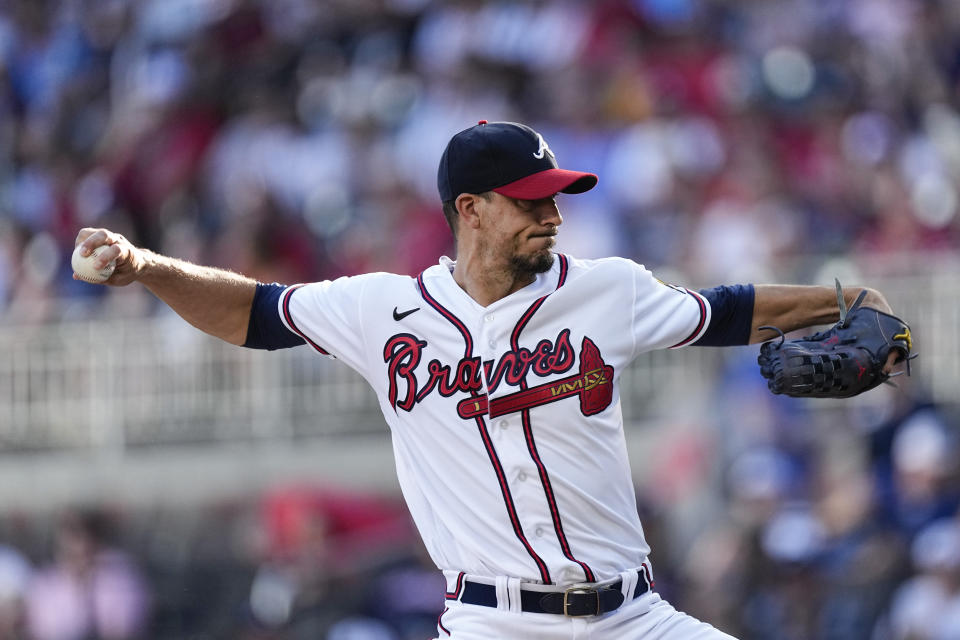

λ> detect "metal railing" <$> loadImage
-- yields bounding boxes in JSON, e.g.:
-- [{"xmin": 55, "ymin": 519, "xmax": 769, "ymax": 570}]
[{"xmin": 0, "ymin": 269, "xmax": 951, "ymax": 455}]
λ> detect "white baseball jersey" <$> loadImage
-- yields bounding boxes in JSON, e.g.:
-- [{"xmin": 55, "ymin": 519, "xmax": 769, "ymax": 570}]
[{"xmin": 277, "ymin": 254, "xmax": 710, "ymax": 587}]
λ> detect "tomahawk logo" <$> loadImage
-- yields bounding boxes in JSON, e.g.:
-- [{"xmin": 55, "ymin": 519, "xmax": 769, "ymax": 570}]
[
  {"xmin": 458, "ymin": 337, "xmax": 613, "ymax": 419},
  {"xmin": 532, "ymin": 133, "xmax": 555, "ymax": 160}
]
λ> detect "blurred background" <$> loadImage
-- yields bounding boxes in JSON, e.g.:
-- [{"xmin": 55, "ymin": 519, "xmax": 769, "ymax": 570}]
[{"xmin": 1, "ymin": 0, "xmax": 960, "ymax": 638}]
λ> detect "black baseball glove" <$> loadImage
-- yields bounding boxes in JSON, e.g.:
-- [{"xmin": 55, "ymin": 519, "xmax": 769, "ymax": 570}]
[{"xmin": 757, "ymin": 281, "xmax": 914, "ymax": 398}]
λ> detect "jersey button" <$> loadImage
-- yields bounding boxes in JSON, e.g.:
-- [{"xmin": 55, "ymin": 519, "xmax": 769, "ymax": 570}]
[
  {"xmin": 518, "ymin": 472, "xmax": 527, "ymax": 481},
  {"xmin": 536, "ymin": 527, "xmax": 545, "ymax": 537},
  {"xmin": 488, "ymin": 340, "xmax": 497, "ymax": 349},
  {"xmin": 484, "ymin": 315, "xmax": 494, "ymax": 322},
  {"xmin": 498, "ymin": 420, "xmax": 508, "ymax": 429}
]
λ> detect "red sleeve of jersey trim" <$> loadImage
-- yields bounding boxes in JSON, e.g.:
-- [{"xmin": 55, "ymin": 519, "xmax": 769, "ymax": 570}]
[
  {"xmin": 668, "ymin": 289, "xmax": 708, "ymax": 349},
  {"xmin": 281, "ymin": 284, "xmax": 331, "ymax": 355}
]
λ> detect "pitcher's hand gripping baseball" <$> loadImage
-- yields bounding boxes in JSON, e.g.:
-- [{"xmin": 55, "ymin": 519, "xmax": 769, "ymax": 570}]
[
  {"xmin": 757, "ymin": 280, "xmax": 914, "ymax": 398},
  {"xmin": 72, "ymin": 228, "xmax": 143, "ymax": 286}
]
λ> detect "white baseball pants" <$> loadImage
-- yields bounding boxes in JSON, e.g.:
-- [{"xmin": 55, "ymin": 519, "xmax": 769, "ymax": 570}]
[{"xmin": 434, "ymin": 571, "xmax": 738, "ymax": 640}]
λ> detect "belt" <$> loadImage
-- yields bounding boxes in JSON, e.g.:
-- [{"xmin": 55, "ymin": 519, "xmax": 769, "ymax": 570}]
[{"xmin": 456, "ymin": 569, "xmax": 651, "ymax": 617}]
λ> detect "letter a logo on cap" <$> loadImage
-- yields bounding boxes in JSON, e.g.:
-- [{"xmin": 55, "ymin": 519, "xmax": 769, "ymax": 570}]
[
  {"xmin": 532, "ymin": 133, "xmax": 554, "ymax": 160},
  {"xmin": 437, "ymin": 121, "xmax": 596, "ymax": 201}
]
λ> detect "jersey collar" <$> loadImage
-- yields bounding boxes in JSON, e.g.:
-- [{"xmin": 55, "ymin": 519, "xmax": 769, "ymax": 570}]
[{"xmin": 431, "ymin": 254, "xmax": 562, "ymax": 312}]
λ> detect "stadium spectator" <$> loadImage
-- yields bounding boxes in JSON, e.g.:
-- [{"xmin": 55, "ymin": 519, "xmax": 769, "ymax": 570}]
[{"xmin": 24, "ymin": 510, "xmax": 151, "ymax": 640}]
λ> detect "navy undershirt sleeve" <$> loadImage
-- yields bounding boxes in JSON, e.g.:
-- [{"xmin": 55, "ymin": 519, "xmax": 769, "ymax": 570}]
[
  {"xmin": 243, "ymin": 282, "xmax": 307, "ymax": 350},
  {"xmin": 693, "ymin": 284, "xmax": 755, "ymax": 346}
]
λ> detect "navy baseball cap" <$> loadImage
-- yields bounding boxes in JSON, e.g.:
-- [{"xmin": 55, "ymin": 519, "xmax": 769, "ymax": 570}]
[{"xmin": 437, "ymin": 121, "xmax": 598, "ymax": 202}]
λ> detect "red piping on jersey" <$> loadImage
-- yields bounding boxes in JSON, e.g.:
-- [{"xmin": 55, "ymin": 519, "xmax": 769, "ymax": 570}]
[
  {"xmin": 668, "ymin": 289, "xmax": 708, "ymax": 349},
  {"xmin": 281, "ymin": 284, "xmax": 330, "ymax": 355},
  {"xmin": 417, "ymin": 272, "xmax": 552, "ymax": 584},
  {"xmin": 417, "ymin": 274, "xmax": 474, "ymax": 358},
  {"xmin": 437, "ymin": 607, "xmax": 451, "ymax": 636},
  {"xmin": 642, "ymin": 561, "xmax": 655, "ymax": 588},
  {"xmin": 508, "ymin": 255, "xmax": 597, "ymax": 583},
  {"xmin": 444, "ymin": 571, "xmax": 465, "ymax": 600}
]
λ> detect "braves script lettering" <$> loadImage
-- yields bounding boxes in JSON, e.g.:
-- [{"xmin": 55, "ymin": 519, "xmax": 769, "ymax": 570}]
[{"xmin": 383, "ymin": 329, "xmax": 575, "ymax": 412}]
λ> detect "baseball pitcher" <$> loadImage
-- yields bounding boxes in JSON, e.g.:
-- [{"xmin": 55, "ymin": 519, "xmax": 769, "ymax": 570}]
[{"xmin": 74, "ymin": 121, "xmax": 911, "ymax": 639}]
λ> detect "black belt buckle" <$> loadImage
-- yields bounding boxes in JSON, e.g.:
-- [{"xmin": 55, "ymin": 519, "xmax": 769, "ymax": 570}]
[{"xmin": 563, "ymin": 585, "xmax": 601, "ymax": 617}]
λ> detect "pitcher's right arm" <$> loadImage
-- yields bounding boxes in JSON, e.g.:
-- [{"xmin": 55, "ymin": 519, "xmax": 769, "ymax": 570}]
[{"xmin": 75, "ymin": 228, "xmax": 257, "ymax": 346}]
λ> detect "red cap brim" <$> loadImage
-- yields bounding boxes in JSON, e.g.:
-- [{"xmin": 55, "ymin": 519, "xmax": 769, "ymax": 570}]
[{"xmin": 493, "ymin": 168, "xmax": 598, "ymax": 200}]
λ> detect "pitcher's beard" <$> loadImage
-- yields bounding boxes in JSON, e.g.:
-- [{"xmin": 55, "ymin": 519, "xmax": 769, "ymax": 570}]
[{"xmin": 510, "ymin": 250, "xmax": 555, "ymax": 279}]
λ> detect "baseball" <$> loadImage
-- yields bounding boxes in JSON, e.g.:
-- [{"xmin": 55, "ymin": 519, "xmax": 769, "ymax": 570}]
[{"xmin": 71, "ymin": 244, "xmax": 116, "ymax": 283}]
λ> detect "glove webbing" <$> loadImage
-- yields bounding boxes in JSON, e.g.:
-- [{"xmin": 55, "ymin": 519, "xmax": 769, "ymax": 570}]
[{"xmin": 791, "ymin": 352, "xmax": 853, "ymax": 393}]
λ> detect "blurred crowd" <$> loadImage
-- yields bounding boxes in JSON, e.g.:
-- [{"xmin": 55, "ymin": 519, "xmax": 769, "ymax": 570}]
[
  {"xmin": 0, "ymin": 487, "xmax": 447, "ymax": 640},
  {"xmin": 636, "ymin": 352, "xmax": 960, "ymax": 640},
  {"xmin": 0, "ymin": 376, "xmax": 957, "ymax": 640},
  {"xmin": 2, "ymin": 0, "xmax": 960, "ymax": 639},
  {"xmin": 2, "ymin": 0, "xmax": 960, "ymax": 322}
]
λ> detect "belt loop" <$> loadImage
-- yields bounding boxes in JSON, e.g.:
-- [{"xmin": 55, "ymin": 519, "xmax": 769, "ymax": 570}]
[
  {"xmin": 495, "ymin": 576, "xmax": 511, "ymax": 612},
  {"xmin": 444, "ymin": 570, "xmax": 465, "ymax": 601},
  {"xmin": 506, "ymin": 577, "xmax": 523, "ymax": 613},
  {"xmin": 641, "ymin": 561, "xmax": 655, "ymax": 590},
  {"xmin": 618, "ymin": 568, "xmax": 638, "ymax": 602}
]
